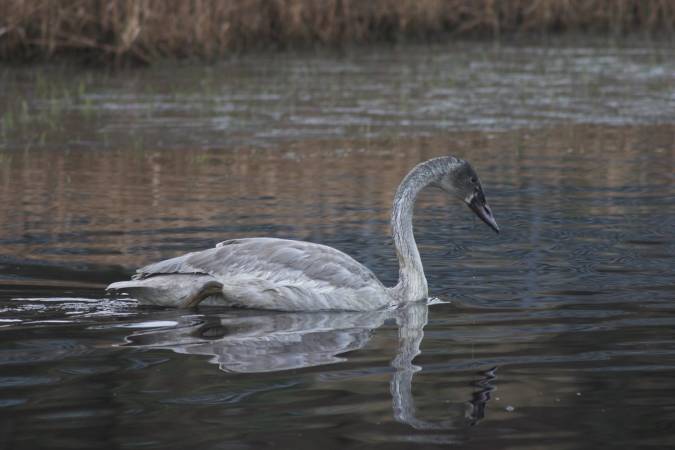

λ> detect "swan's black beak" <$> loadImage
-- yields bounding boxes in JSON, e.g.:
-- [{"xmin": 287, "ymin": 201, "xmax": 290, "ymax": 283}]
[{"xmin": 467, "ymin": 191, "xmax": 500, "ymax": 234}]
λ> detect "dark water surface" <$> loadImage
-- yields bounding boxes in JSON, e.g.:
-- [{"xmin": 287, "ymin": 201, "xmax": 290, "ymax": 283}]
[{"xmin": 1, "ymin": 40, "xmax": 674, "ymax": 449}]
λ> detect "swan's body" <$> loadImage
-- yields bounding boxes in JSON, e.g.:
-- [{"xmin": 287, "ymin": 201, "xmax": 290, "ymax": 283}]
[
  {"xmin": 107, "ymin": 156, "xmax": 499, "ymax": 311},
  {"xmin": 112, "ymin": 237, "xmax": 392, "ymax": 311}
]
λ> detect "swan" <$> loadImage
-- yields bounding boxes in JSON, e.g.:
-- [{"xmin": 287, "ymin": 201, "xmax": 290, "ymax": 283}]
[{"xmin": 107, "ymin": 156, "xmax": 499, "ymax": 311}]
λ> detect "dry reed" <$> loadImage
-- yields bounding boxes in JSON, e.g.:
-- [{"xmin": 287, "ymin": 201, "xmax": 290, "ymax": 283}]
[{"xmin": 1, "ymin": 0, "xmax": 674, "ymax": 63}]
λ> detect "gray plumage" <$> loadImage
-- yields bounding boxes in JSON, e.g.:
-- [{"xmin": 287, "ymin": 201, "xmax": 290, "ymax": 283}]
[{"xmin": 107, "ymin": 156, "xmax": 498, "ymax": 311}]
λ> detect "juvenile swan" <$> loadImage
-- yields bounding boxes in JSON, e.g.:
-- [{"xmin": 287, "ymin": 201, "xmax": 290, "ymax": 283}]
[{"xmin": 107, "ymin": 156, "xmax": 499, "ymax": 311}]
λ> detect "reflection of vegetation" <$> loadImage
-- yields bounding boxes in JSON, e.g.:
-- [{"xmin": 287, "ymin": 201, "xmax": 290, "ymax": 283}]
[
  {"xmin": 0, "ymin": 68, "xmax": 97, "ymax": 148},
  {"xmin": 1, "ymin": 0, "xmax": 674, "ymax": 64},
  {"xmin": 0, "ymin": 124, "xmax": 672, "ymax": 270}
]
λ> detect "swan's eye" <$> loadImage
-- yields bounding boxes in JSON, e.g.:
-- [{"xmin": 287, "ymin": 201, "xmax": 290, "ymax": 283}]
[{"xmin": 470, "ymin": 176, "xmax": 478, "ymax": 184}]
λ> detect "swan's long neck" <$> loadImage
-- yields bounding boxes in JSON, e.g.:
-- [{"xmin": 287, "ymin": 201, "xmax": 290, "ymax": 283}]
[{"xmin": 389, "ymin": 158, "xmax": 452, "ymax": 302}]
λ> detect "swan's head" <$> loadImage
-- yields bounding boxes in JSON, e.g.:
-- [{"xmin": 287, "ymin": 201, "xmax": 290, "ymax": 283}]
[{"xmin": 436, "ymin": 159, "xmax": 500, "ymax": 234}]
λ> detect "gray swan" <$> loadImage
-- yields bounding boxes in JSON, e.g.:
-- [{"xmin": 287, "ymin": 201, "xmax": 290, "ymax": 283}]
[{"xmin": 107, "ymin": 156, "xmax": 499, "ymax": 311}]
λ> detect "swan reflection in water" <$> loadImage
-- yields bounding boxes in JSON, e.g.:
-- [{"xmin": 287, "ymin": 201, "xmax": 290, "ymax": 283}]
[{"xmin": 125, "ymin": 302, "xmax": 496, "ymax": 430}]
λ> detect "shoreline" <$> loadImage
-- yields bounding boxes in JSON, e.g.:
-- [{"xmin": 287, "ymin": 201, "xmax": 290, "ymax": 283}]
[{"xmin": 1, "ymin": 0, "xmax": 674, "ymax": 66}]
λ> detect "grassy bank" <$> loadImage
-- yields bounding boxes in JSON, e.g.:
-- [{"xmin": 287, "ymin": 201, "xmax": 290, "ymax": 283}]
[{"xmin": 1, "ymin": 0, "xmax": 674, "ymax": 64}]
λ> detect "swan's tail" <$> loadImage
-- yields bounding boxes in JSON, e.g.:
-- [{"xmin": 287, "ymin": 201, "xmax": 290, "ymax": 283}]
[{"xmin": 107, "ymin": 275, "xmax": 223, "ymax": 308}]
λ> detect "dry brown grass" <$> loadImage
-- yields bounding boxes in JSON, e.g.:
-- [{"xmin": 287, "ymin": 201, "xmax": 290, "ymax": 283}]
[{"xmin": 1, "ymin": 0, "xmax": 674, "ymax": 63}]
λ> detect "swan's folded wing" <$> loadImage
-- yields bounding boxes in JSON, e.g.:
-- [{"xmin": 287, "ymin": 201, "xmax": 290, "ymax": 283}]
[{"xmin": 134, "ymin": 237, "xmax": 383, "ymax": 291}]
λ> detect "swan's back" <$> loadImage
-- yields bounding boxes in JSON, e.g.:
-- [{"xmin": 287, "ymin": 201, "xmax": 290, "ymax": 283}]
[{"xmin": 110, "ymin": 238, "xmax": 392, "ymax": 311}]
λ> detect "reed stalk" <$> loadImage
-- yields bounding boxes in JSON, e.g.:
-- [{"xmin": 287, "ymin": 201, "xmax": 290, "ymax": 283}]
[{"xmin": 1, "ymin": 0, "xmax": 673, "ymax": 63}]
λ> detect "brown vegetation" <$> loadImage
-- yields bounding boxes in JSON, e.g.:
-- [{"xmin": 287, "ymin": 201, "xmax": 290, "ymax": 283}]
[{"xmin": 1, "ymin": 0, "xmax": 674, "ymax": 63}]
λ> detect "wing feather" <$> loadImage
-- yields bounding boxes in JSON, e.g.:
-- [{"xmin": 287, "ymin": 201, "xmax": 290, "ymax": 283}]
[{"xmin": 135, "ymin": 238, "xmax": 383, "ymax": 292}]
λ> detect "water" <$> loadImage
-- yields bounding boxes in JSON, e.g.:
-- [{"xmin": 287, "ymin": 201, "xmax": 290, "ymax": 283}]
[{"xmin": 1, "ymin": 39, "xmax": 674, "ymax": 449}]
